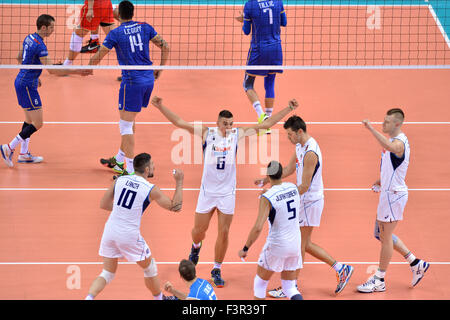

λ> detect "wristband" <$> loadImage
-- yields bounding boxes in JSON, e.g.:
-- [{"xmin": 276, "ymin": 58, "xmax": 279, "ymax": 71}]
[{"xmin": 243, "ymin": 245, "xmax": 249, "ymax": 252}]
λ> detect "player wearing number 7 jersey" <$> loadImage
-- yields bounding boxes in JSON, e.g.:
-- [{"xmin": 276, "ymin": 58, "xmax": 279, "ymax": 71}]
[
  {"xmin": 150, "ymin": 95, "xmax": 299, "ymax": 288},
  {"xmin": 85, "ymin": 153, "xmax": 183, "ymax": 300},
  {"xmin": 86, "ymin": 0, "xmax": 169, "ymax": 179}
]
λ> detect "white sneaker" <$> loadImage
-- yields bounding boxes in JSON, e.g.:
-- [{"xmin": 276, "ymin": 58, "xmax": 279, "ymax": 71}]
[
  {"xmin": 267, "ymin": 286, "xmax": 286, "ymax": 298},
  {"xmin": 18, "ymin": 152, "xmax": 43, "ymax": 164},
  {"xmin": 1, "ymin": 144, "xmax": 14, "ymax": 167},
  {"xmin": 357, "ymin": 276, "xmax": 386, "ymax": 293},
  {"xmin": 411, "ymin": 260, "xmax": 430, "ymax": 287}
]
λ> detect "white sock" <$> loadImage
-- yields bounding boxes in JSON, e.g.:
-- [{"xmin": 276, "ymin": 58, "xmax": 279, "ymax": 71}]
[
  {"xmin": 192, "ymin": 242, "xmax": 201, "ymax": 249},
  {"xmin": 125, "ymin": 157, "xmax": 134, "ymax": 174},
  {"xmin": 265, "ymin": 108, "xmax": 273, "ymax": 117},
  {"xmin": 153, "ymin": 292, "xmax": 163, "ymax": 300},
  {"xmin": 20, "ymin": 138, "xmax": 30, "ymax": 154},
  {"xmin": 115, "ymin": 149, "xmax": 125, "ymax": 163},
  {"xmin": 375, "ymin": 269, "xmax": 386, "ymax": 280},
  {"xmin": 90, "ymin": 34, "xmax": 99, "ymax": 40},
  {"xmin": 332, "ymin": 261, "xmax": 343, "ymax": 273},
  {"xmin": 63, "ymin": 59, "xmax": 73, "ymax": 66},
  {"xmin": 253, "ymin": 101, "xmax": 264, "ymax": 118},
  {"xmin": 404, "ymin": 251, "xmax": 416, "ymax": 264},
  {"xmin": 213, "ymin": 262, "xmax": 222, "ymax": 270},
  {"xmin": 9, "ymin": 135, "xmax": 24, "ymax": 150},
  {"xmin": 85, "ymin": 294, "xmax": 94, "ymax": 300}
]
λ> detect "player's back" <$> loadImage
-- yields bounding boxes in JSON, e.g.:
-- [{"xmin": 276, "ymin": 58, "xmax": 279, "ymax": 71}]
[
  {"xmin": 244, "ymin": 0, "xmax": 285, "ymax": 45},
  {"xmin": 103, "ymin": 20, "xmax": 157, "ymax": 82},
  {"xmin": 106, "ymin": 175, "xmax": 154, "ymax": 235},
  {"xmin": 188, "ymin": 278, "xmax": 217, "ymax": 300},
  {"xmin": 16, "ymin": 33, "xmax": 48, "ymax": 84},
  {"xmin": 262, "ymin": 182, "xmax": 301, "ymax": 257}
]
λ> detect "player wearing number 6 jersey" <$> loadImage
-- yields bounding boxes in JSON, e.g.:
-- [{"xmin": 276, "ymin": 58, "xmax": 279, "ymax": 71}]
[
  {"xmin": 86, "ymin": 0, "xmax": 169, "ymax": 179},
  {"xmin": 150, "ymin": 95, "xmax": 298, "ymax": 287},
  {"xmin": 85, "ymin": 153, "xmax": 183, "ymax": 300}
]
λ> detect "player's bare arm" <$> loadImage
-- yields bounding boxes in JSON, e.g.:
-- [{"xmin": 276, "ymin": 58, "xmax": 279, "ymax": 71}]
[
  {"xmin": 240, "ymin": 99, "xmax": 298, "ymax": 138},
  {"xmin": 362, "ymin": 119, "xmax": 405, "ymax": 157},
  {"xmin": 238, "ymin": 196, "xmax": 270, "ymax": 260},
  {"xmin": 298, "ymin": 151, "xmax": 318, "ymax": 195},
  {"xmin": 151, "ymin": 96, "xmax": 208, "ymax": 138},
  {"xmin": 100, "ymin": 181, "xmax": 116, "ymax": 211},
  {"xmin": 149, "ymin": 169, "xmax": 184, "ymax": 212},
  {"xmin": 39, "ymin": 55, "xmax": 87, "ymax": 76},
  {"xmin": 164, "ymin": 281, "xmax": 188, "ymax": 300},
  {"xmin": 150, "ymin": 34, "xmax": 170, "ymax": 79}
]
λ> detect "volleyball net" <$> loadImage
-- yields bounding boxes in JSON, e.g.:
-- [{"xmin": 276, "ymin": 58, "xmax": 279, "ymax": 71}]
[{"xmin": 1, "ymin": 0, "xmax": 449, "ymax": 69}]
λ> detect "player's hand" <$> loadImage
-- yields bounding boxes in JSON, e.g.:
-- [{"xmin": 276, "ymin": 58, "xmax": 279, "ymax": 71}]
[
  {"xmin": 154, "ymin": 69, "xmax": 163, "ymax": 80},
  {"xmin": 362, "ymin": 119, "xmax": 373, "ymax": 130},
  {"xmin": 86, "ymin": 9, "xmax": 94, "ymax": 22},
  {"xmin": 235, "ymin": 11, "xmax": 244, "ymax": 23},
  {"xmin": 254, "ymin": 177, "xmax": 268, "ymax": 188},
  {"xmin": 371, "ymin": 180, "xmax": 381, "ymax": 193},
  {"xmin": 288, "ymin": 99, "xmax": 299, "ymax": 111},
  {"xmin": 173, "ymin": 169, "xmax": 184, "ymax": 183},
  {"xmin": 38, "ymin": 79, "xmax": 42, "ymax": 87},
  {"xmin": 80, "ymin": 69, "xmax": 93, "ymax": 76},
  {"xmin": 151, "ymin": 96, "xmax": 163, "ymax": 109},
  {"xmin": 164, "ymin": 281, "xmax": 174, "ymax": 293},
  {"xmin": 238, "ymin": 249, "xmax": 247, "ymax": 260}
]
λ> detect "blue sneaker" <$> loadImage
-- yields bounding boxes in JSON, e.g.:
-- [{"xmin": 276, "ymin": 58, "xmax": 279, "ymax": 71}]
[
  {"xmin": 335, "ymin": 264, "xmax": 354, "ymax": 294},
  {"xmin": 211, "ymin": 268, "xmax": 225, "ymax": 288}
]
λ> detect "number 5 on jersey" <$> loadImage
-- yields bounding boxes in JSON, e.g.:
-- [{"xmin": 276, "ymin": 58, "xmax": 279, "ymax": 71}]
[{"xmin": 129, "ymin": 34, "xmax": 143, "ymax": 53}]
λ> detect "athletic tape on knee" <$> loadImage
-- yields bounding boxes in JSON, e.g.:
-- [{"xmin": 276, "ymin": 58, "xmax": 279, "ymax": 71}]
[
  {"xmin": 143, "ymin": 258, "xmax": 158, "ymax": 278},
  {"xmin": 264, "ymin": 74, "xmax": 276, "ymax": 98},
  {"xmin": 119, "ymin": 119, "xmax": 134, "ymax": 135},
  {"xmin": 243, "ymin": 74, "xmax": 255, "ymax": 92},
  {"xmin": 253, "ymin": 275, "xmax": 269, "ymax": 299},
  {"xmin": 99, "ymin": 269, "xmax": 115, "ymax": 284},
  {"xmin": 69, "ymin": 32, "xmax": 83, "ymax": 52},
  {"xmin": 281, "ymin": 279, "xmax": 300, "ymax": 299}
]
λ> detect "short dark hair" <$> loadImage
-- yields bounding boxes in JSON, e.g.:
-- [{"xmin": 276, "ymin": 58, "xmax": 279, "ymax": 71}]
[
  {"xmin": 283, "ymin": 115, "xmax": 307, "ymax": 133},
  {"xmin": 133, "ymin": 153, "xmax": 151, "ymax": 174},
  {"xmin": 119, "ymin": 0, "xmax": 134, "ymax": 20},
  {"xmin": 387, "ymin": 108, "xmax": 405, "ymax": 122},
  {"xmin": 218, "ymin": 110, "xmax": 233, "ymax": 119},
  {"xmin": 178, "ymin": 259, "xmax": 196, "ymax": 281},
  {"xmin": 36, "ymin": 14, "xmax": 55, "ymax": 30},
  {"xmin": 267, "ymin": 160, "xmax": 283, "ymax": 180}
]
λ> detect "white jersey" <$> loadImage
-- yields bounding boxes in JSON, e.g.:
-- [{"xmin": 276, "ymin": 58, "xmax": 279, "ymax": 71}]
[
  {"xmin": 105, "ymin": 175, "xmax": 154, "ymax": 236},
  {"xmin": 261, "ymin": 182, "xmax": 301, "ymax": 257},
  {"xmin": 200, "ymin": 127, "xmax": 239, "ymax": 196},
  {"xmin": 295, "ymin": 137, "xmax": 324, "ymax": 202},
  {"xmin": 380, "ymin": 132, "xmax": 410, "ymax": 193}
]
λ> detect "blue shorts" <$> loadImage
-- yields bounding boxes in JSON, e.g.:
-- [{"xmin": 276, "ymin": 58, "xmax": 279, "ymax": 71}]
[
  {"xmin": 118, "ymin": 81, "xmax": 154, "ymax": 112},
  {"xmin": 14, "ymin": 79, "xmax": 42, "ymax": 111},
  {"xmin": 246, "ymin": 42, "xmax": 283, "ymax": 76}
]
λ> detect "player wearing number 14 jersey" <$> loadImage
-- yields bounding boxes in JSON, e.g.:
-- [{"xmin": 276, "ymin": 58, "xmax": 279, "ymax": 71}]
[{"xmin": 86, "ymin": 0, "xmax": 169, "ymax": 179}]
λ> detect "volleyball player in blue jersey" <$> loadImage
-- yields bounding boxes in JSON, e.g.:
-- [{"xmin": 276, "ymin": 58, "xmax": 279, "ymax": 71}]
[
  {"xmin": 86, "ymin": 0, "xmax": 169, "ymax": 178},
  {"xmin": 1, "ymin": 14, "xmax": 86, "ymax": 168},
  {"xmin": 236, "ymin": 0, "xmax": 287, "ymax": 134}
]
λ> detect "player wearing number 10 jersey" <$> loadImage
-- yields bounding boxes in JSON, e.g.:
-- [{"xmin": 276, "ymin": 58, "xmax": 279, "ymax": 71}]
[{"xmin": 87, "ymin": 0, "xmax": 169, "ymax": 179}]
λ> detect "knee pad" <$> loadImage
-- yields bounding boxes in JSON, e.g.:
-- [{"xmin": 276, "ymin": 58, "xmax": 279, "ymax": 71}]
[
  {"xmin": 264, "ymin": 74, "xmax": 276, "ymax": 98},
  {"xmin": 119, "ymin": 119, "xmax": 134, "ymax": 135},
  {"xmin": 69, "ymin": 32, "xmax": 83, "ymax": 52},
  {"xmin": 243, "ymin": 74, "xmax": 256, "ymax": 92},
  {"xmin": 143, "ymin": 258, "xmax": 158, "ymax": 278},
  {"xmin": 99, "ymin": 269, "xmax": 115, "ymax": 284},
  {"xmin": 253, "ymin": 275, "xmax": 269, "ymax": 299},
  {"xmin": 281, "ymin": 279, "xmax": 300, "ymax": 299}
]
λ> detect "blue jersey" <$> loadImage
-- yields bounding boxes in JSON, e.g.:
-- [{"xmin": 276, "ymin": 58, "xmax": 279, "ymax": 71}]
[
  {"xmin": 188, "ymin": 278, "xmax": 217, "ymax": 300},
  {"xmin": 243, "ymin": 0, "xmax": 286, "ymax": 48},
  {"xmin": 103, "ymin": 21, "xmax": 158, "ymax": 83},
  {"xmin": 15, "ymin": 33, "xmax": 48, "ymax": 87}
]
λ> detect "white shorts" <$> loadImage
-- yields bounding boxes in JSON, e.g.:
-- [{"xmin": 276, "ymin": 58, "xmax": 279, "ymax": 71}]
[
  {"xmin": 195, "ymin": 190, "xmax": 236, "ymax": 215},
  {"xmin": 99, "ymin": 229, "xmax": 151, "ymax": 262},
  {"xmin": 257, "ymin": 245, "xmax": 303, "ymax": 273},
  {"xmin": 299, "ymin": 198, "xmax": 324, "ymax": 227},
  {"xmin": 377, "ymin": 191, "xmax": 408, "ymax": 222}
]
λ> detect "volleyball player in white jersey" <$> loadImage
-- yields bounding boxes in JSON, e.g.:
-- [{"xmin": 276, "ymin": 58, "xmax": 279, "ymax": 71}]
[
  {"xmin": 357, "ymin": 108, "xmax": 429, "ymax": 293},
  {"xmin": 150, "ymin": 95, "xmax": 298, "ymax": 287},
  {"xmin": 239, "ymin": 161, "xmax": 303, "ymax": 300},
  {"xmin": 256, "ymin": 115, "xmax": 353, "ymax": 296},
  {"xmin": 85, "ymin": 153, "xmax": 184, "ymax": 300}
]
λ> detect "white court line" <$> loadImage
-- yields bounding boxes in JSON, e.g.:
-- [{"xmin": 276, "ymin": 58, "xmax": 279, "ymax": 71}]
[
  {"xmin": 0, "ymin": 121, "xmax": 449, "ymax": 125},
  {"xmin": 1, "ymin": 188, "xmax": 449, "ymax": 191},
  {"xmin": 0, "ymin": 261, "xmax": 448, "ymax": 266}
]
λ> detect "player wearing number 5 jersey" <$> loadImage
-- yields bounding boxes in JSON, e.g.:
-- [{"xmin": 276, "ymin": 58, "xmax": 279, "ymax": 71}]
[
  {"xmin": 85, "ymin": 153, "xmax": 183, "ymax": 300},
  {"xmin": 150, "ymin": 95, "xmax": 299, "ymax": 288},
  {"xmin": 86, "ymin": 0, "xmax": 169, "ymax": 179}
]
